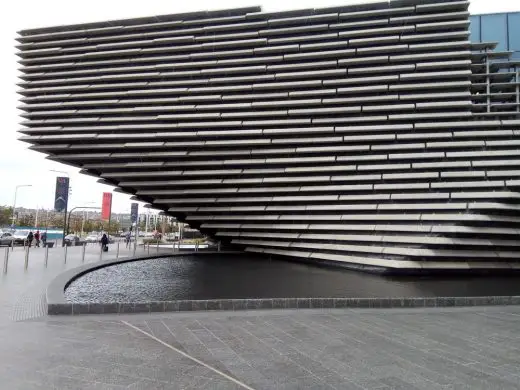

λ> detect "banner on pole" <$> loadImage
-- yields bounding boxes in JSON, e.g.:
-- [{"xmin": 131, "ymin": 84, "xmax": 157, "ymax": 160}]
[
  {"xmin": 54, "ymin": 177, "xmax": 69, "ymax": 212},
  {"xmin": 101, "ymin": 192, "xmax": 112, "ymax": 221},
  {"xmin": 130, "ymin": 203, "xmax": 139, "ymax": 224}
]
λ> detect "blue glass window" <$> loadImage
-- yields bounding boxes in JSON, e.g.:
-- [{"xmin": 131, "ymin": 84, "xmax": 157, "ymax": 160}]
[
  {"xmin": 470, "ymin": 15, "xmax": 481, "ymax": 43},
  {"xmin": 508, "ymin": 13, "xmax": 520, "ymax": 53},
  {"xmin": 481, "ymin": 14, "xmax": 508, "ymax": 51}
]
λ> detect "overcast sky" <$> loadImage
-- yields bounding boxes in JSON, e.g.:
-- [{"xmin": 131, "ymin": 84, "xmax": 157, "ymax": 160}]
[{"xmin": 0, "ymin": 0, "xmax": 518, "ymax": 213}]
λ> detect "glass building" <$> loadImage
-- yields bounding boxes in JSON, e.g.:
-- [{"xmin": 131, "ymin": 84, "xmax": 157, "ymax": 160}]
[{"xmin": 470, "ymin": 12, "xmax": 520, "ymax": 59}]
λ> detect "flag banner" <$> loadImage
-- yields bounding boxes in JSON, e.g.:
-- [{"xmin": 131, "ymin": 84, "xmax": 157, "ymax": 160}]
[
  {"xmin": 130, "ymin": 202, "xmax": 139, "ymax": 224},
  {"xmin": 101, "ymin": 192, "xmax": 112, "ymax": 221},
  {"xmin": 54, "ymin": 177, "xmax": 69, "ymax": 212}
]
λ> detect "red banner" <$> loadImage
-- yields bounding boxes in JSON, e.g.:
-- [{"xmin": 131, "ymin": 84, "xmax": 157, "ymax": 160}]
[{"xmin": 101, "ymin": 192, "xmax": 112, "ymax": 221}]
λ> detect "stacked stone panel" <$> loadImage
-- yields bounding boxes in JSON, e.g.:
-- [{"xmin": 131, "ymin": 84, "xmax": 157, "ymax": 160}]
[{"xmin": 17, "ymin": 0, "xmax": 520, "ymax": 272}]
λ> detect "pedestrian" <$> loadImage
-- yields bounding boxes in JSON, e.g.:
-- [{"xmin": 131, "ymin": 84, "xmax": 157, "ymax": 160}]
[
  {"xmin": 26, "ymin": 231, "xmax": 34, "ymax": 248},
  {"xmin": 41, "ymin": 231, "xmax": 47, "ymax": 247},
  {"xmin": 101, "ymin": 233, "xmax": 109, "ymax": 252},
  {"xmin": 125, "ymin": 231, "xmax": 131, "ymax": 248},
  {"xmin": 34, "ymin": 230, "xmax": 40, "ymax": 247}
]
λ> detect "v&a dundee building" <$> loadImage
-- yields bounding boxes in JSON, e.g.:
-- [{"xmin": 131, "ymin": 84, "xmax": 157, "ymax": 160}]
[{"xmin": 16, "ymin": 0, "xmax": 520, "ymax": 273}]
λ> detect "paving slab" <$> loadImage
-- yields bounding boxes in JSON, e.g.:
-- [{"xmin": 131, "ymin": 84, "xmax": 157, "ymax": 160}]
[{"xmin": 2, "ymin": 245, "xmax": 520, "ymax": 389}]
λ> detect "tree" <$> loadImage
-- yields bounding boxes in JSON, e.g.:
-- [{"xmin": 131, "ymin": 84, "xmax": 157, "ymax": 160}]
[
  {"xmin": 98, "ymin": 220, "xmax": 121, "ymax": 235},
  {"xmin": 82, "ymin": 220, "xmax": 95, "ymax": 234},
  {"xmin": 0, "ymin": 206, "xmax": 13, "ymax": 227},
  {"xmin": 19, "ymin": 213, "xmax": 35, "ymax": 227}
]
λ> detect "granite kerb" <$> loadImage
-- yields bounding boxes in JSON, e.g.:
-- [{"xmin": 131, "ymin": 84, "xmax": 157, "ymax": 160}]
[
  {"xmin": 46, "ymin": 251, "xmax": 242, "ymax": 315},
  {"xmin": 50, "ymin": 296, "xmax": 520, "ymax": 315}
]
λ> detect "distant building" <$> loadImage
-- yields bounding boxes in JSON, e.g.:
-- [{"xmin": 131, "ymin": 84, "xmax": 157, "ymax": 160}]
[{"xmin": 470, "ymin": 12, "xmax": 520, "ymax": 59}]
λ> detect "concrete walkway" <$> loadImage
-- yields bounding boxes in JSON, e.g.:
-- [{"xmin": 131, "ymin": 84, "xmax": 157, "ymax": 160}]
[
  {"xmin": 1, "ymin": 246, "xmax": 520, "ymax": 389},
  {"xmin": 0, "ymin": 243, "xmax": 140, "ymax": 323}
]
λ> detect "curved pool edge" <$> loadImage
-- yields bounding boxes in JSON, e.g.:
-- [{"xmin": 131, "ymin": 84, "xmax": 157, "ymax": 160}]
[
  {"xmin": 47, "ymin": 252, "xmax": 520, "ymax": 315},
  {"xmin": 46, "ymin": 251, "xmax": 242, "ymax": 314}
]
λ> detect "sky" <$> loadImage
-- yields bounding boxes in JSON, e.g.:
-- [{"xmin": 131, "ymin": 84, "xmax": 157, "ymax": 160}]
[{"xmin": 0, "ymin": 0, "xmax": 518, "ymax": 213}]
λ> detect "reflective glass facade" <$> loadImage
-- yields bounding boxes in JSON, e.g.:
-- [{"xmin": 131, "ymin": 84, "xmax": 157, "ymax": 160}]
[{"xmin": 471, "ymin": 12, "xmax": 520, "ymax": 59}]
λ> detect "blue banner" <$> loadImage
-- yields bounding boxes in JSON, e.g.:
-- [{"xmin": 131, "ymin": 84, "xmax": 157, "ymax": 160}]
[
  {"xmin": 54, "ymin": 177, "xmax": 69, "ymax": 212},
  {"xmin": 130, "ymin": 203, "xmax": 139, "ymax": 224}
]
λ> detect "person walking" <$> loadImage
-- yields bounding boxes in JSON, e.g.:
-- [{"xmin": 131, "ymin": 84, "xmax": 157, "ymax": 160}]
[
  {"xmin": 41, "ymin": 231, "xmax": 47, "ymax": 247},
  {"xmin": 34, "ymin": 230, "xmax": 40, "ymax": 247},
  {"xmin": 26, "ymin": 231, "xmax": 34, "ymax": 248},
  {"xmin": 101, "ymin": 233, "xmax": 109, "ymax": 252},
  {"xmin": 125, "ymin": 231, "xmax": 131, "ymax": 248}
]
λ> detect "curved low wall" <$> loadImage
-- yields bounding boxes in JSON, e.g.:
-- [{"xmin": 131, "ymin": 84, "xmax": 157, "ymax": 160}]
[{"xmin": 47, "ymin": 253, "xmax": 520, "ymax": 315}]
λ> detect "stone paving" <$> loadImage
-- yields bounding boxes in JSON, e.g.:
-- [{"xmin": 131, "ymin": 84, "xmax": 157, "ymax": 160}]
[
  {"xmin": 1, "ymin": 308, "xmax": 520, "ymax": 389},
  {"xmin": 0, "ymin": 242, "xmax": 137, "ymax": 323},
  {"xmin": 1, "ymin": 246, "xmax": 520, "ymax": 389}
]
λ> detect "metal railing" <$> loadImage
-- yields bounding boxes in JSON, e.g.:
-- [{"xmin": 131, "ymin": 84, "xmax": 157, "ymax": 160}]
[
  {"xmin": 1, "ymin": 238, "xmax": 219, "ymax": 273},
  {"xmin": 0, "ymin": 240, "xmax": 131, "ymax": 273}
]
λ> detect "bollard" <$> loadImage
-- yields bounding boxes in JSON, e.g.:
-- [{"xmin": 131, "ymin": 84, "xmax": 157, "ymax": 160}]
[
  {"xmin": 99, "ymin": 244, "xmax": 103, "ymax": 261},
  {"xmin": 24, "ymin": 246, "xmax": 30, "ymax": 270},
  {"xmin": 11, "ymin": 240, "xmax": 14, "ymax": 252},
  {"xmin": 116, "ymin": 241, "xmax": 120, "ymax": 259},
  {"xmin": 64, "ymin": 245, "xmax": 68, "ymax": 264},
  {"xmin": 44, "ymin": 246, "xmax": 49, "ymax": 267},
  {"xmin": 217, "ymin": 241, "xmax": 221, "ymax": 252},
  {"xmin": 3, "ymin": 247, "xmax": 9, "ymax": 274},
  {"xmin": 82, "ymin": 243, "xmax": 86, "ymax": 263},
  {"xmin": 147, "ymin": 243, "xmax": 150, "ymax": 255},
  {"xmin": 156, "ymin": 240, "xmax": 159, "ymax": 254}
]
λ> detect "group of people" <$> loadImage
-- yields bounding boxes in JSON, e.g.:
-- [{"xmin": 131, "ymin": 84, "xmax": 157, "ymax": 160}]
[
  {"xmin": 26, "ymin": 230, "xmax": 47, "ymax": 247},
  {"xmin": 24, "ymin": 231, "xmax": 111, "ymax": 251}
]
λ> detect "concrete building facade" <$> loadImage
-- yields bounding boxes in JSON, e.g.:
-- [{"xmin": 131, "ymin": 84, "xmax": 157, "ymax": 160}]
[{"xmin": 17, "ymin": 0, "xmax": 520, "ymax": 272}]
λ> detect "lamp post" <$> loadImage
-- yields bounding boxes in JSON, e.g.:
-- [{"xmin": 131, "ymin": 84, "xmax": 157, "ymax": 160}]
[
  {"xmin": 50, "ymin": 170, "xmax": 70, "ymax": 246},
  {"xmin": 12, "ymin": 184, "xmax": 32, "ymax": 228},
  {"xmin": 66, "ymin": 206, "xmax": 100, "ymax": 241}
]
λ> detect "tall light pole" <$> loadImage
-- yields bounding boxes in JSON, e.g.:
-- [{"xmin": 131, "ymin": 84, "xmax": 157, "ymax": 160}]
[
  {"xmin": 145, "ymin": 208, "xmax": 150, "ymax": 233},
  {"xmin": 66, "ymin": 206, "xmax": 100, "ymax": 240},
  {"xmin": 50, "ymin": 170, "xmax": 70, "ymax": 246},
  {"xmin": 50, "ymin": 169, "xmax": 69, "ymax": 176},
  {"xmin": 12, "ymin": 184, "xmax": 32, "ymax": 228}
]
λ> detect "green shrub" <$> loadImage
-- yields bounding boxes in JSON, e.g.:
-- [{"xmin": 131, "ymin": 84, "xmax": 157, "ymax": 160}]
[{"xmin": 142, "ymin": 238, "xmax": 162, "ymax": 244}]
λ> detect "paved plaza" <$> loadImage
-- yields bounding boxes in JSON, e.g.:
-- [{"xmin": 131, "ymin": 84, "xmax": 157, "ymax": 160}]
[{"xmin": 1, "ymin": 246, "xmax": 520, "ymax": 389}]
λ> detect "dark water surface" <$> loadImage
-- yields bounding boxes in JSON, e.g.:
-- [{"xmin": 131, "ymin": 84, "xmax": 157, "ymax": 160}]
[{"xmin": 65, "ymin": 254, "xmax": 520, "ymax": 303}]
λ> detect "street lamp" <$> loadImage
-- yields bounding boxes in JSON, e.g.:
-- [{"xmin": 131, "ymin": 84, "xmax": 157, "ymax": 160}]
[
  {"xmin": 66, "ymin": 206, "xmax": 100, "ymax": 239},
  {"xmin": 12, "ymin": 184, "xmax": 32, "ymax": 227},
  {"xmin": 50, "ymin": 169, "xmax": 69, "ymax": 177}
]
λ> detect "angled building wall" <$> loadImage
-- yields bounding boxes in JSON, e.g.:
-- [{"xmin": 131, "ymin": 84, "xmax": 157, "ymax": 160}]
[{"xmin": 17, "ymin": 0, "xmax": 520, "ymax": 272}]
